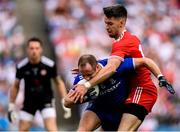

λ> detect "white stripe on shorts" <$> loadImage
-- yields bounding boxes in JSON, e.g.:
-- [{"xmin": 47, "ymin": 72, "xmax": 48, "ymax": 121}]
[
  {"xmin": 132, "ymin": 87, "xmax": 139, "ymax": 103},
  {"xmin": 136, "ymin": 87, "xmax": 143, "ymax": 103},
  {"xmin": 132, "ymin": 87, "xmax": 143, "ymax": 103}
]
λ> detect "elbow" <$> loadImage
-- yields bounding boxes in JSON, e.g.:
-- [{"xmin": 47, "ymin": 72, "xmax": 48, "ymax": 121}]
[{"xmin": 143, "ymin": 57, "xmax": 150, "ymax": 67}]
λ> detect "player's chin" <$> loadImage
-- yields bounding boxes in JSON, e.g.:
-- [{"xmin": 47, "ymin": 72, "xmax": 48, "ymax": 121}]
[{"xmin": 108, "ymin": 33, "xmax": 115, "ymax": 38}]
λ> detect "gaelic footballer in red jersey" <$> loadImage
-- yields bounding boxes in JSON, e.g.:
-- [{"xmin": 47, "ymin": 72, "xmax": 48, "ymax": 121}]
[
  {"xmin": 110, "ymin": 30, "xmax": 158, "ymax": 112},
  {"xmin": 73, "ymin": 4, "xmax": 175, "ymax": 131}
]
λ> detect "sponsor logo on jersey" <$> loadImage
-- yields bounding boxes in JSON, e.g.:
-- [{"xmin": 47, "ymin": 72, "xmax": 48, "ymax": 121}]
[
  {"xmin": 100, "ymin": 81, "xmax": 121, "ymax": 95},
  {"xmin": 41, "ymin": 69, "xmax": 47, "ymax": 76}
]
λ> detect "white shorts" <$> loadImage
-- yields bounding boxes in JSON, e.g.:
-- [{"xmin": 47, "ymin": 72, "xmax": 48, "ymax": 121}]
[{"xmin": 19, "ymin": 107, "xmax": 56, "ymax": 121}]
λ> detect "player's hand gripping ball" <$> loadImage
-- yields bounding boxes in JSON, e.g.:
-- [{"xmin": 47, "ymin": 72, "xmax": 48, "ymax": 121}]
[{"xmin": 76, "ymin": 79, "xmax": 100, "ymax": 103}]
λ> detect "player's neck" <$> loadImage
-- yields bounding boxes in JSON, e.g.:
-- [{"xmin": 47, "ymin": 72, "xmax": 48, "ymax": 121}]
[
  {"xmin": 29, "ymin": 57, "xmax": 41, "ymax": 64},
  {"xmin": 115, "ymin": 29, "xmax": 126, "ymax": 41}
]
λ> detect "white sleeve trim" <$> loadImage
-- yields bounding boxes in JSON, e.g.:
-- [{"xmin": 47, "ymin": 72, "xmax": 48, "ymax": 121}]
[
  {"xmin": 98, "ymin": 63, "xmax": 104, "ymax": 68},
  {"xmin": 132, "ymin": 58, "xmax": 136, "ymax": 69},
  {"xmin": 17, "ymin": 58, "xmax": 28, "ymax": 69},
  {"xmin": 41, "ymin": 56, "xmax": 54, "ymax": 67}
]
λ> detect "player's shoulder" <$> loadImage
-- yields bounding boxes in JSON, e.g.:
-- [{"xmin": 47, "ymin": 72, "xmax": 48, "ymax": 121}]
[
  {"xmin": 73, "ymin": 74, "xmax": 84, "ymax": 85},
  {"xmin": 97, "ymin": 59, "xmax": 108, "ymax": 67},
  {"xmin": 41, "ymin": 56, "xmax": 55, "ymax": 67},
  {"xmin": 17, "ymin": 57, "xmax": 29, "ymax": 69},
  {"xmin": 125, "ymin": 31, "xmax": 140, "ymax": 43}
]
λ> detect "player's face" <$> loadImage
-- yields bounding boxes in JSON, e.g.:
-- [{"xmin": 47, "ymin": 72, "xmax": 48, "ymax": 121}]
[
  {"xmin": 104, "ymin": 16, "xmax": 125, "ymax": 39},
  {"xmin": 27, "ymin": 41, "xmax": 42, "ymax": 62},
  {"xmin": 79, "ymin": 63, "xmax": 98, "ymax": 81}
]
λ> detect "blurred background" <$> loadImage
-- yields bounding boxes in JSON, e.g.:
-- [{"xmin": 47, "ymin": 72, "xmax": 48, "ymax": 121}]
[{"xmin": 0, "ymin": 0, "xmax": 180, "ymax": 131}]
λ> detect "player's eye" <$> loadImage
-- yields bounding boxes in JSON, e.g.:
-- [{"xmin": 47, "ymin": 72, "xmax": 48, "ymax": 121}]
[{"xmin": 107, "ymin": 22, "xmax": 113, "ymax": 26}]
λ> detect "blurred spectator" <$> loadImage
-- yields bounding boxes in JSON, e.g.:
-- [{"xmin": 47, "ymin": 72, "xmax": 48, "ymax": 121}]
[
  {"xmin": 0, "ymin": 0, "xmax": 25, "ymax": 130},
  {"xmin": 45, "ymin": 0, "xmax": 180, "ymax": 131}
]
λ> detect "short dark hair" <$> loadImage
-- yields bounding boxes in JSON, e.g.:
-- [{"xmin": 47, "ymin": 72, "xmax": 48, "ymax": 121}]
[
  {"xmin": 78, "ymin": 54, "xmax": 97, "ymax": 69},
  {"xmin": 103, "ymin": 4, "xmax": 127, "ymax": 19},
  {"xmin": 27, "ymin": 37, "xmax": 43, "ymax": 47}
]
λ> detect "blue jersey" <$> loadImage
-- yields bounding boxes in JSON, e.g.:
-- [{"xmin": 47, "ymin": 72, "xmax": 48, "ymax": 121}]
[{"xmin": 73, "ymin": 58, "xmax": 134, "ymax": 108}]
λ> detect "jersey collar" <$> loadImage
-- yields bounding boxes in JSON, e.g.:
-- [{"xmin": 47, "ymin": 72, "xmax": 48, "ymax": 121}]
[{"xmin": 113, "ymin": 29, "xmax": 126, "ymax": 42}]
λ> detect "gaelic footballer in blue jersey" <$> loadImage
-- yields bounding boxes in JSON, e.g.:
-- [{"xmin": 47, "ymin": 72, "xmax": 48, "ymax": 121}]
[
  {"xmin": 64, "ymin": 54, "xmax": 173, "ymax": 131},
  {"xmin": 66, "ymin": 55, "xmax": 133, "ymax": 131}
]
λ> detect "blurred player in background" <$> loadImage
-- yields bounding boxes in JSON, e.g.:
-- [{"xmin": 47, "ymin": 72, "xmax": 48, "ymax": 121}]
[
  {"xmin": 65, "ymin": 54, "xmax": 173, "ymax": 131},
  {"xmin": 8, "ymin": 37, "xmax": 71, "ymax": 131},
  {"xmin": 73, "ymin": 4, "xmax": 175, "ymax": 131}
]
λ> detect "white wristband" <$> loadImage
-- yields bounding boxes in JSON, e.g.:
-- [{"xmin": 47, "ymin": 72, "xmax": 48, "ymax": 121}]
[
  {"xmin": 157, "ymin": 74, "xmax": 163, "ymax": 79},
  {"xmin": 8, "ymin": 103, "xmax": 15, "ymax": 111},
  {"xmin": 84, "ymin": 81, "xmax": 91, "ymax": 89}
]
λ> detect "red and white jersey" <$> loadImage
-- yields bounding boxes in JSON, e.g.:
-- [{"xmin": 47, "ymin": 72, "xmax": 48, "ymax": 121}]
[{"xmin": 111, "ymin": 31, "xmax": 156, "ymax": 91}]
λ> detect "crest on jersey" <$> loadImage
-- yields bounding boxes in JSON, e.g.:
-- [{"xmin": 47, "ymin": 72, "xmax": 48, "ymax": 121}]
[{"xmin": 41, "ymin": 69, "xmax": 47, "ymax": 76}]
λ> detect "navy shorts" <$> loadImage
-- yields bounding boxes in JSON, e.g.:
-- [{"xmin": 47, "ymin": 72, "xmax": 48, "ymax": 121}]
[{"xmin": 86, "ymin": 102, "xmax": 124, "ymax": 131}]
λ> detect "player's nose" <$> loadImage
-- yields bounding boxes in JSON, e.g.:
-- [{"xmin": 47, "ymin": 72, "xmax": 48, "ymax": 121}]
[{"xmin": 84, "ymin": 76, "xmax": 90, "ymax": 80}]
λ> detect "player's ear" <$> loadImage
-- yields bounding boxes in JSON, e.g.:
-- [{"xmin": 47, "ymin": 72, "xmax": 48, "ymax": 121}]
[
  {"xmin": 96, "ymin": 64, "xmax": 100, "ymax": 71},
  {"xmin": 40, "ymin": 46, "xmax": 43, "ymax": 54},
  {"xmin": 118, "ymin": 18, "xmax": 125, "ymax": 28}
]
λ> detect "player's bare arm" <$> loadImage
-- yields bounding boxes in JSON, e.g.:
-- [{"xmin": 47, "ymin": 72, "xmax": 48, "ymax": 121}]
[
  {"xmin": 10, "ymin": 80, "xmax": 20, "ymax": 103},
  {"xmin": 64, "ymin": 91, "xmax": 77, "ymax": 108},
  {"xmin": 134, "ymin": 57, "xmax": 175, "ymax": 94},
  {"xmin": 53, "ymin": 76, "xmax": 67, "ymax": 98},
  {"xmin": 134, "ymin": 57, "xmax": 162, "ymax": 78},
  {"xmin": 89, "ymin": 57, "xmax": 122, "ymax": 86},
  {"xmin": 8, "ymin": 79, "xmax": 20, "ymax": 122},
  {"xmin": 53, "ymin": 76, "xmax": 72, "ymax": 119}
]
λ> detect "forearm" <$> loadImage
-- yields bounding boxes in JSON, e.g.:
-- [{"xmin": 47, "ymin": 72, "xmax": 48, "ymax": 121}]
[
  {"xmin": 89, "ymin": 64, "xmax": 116, "ymax": 86},
  {"xmin": 55, "ymin": 78, "xmax": 67, "ymax": 98},
  {"xmin": 135, "ymin": 58, "xmax": 162, "ymax": 78},
  {"xmin": 88, "ymin": 58, "xmax": 122, "ymax": 87},
  {"xmin": 10, "ymin": 83, "xmax": 19, "ymax": 103},
  {"xmin": 144, "ymin": 58, "xmax": 162, "ymax": 77}
]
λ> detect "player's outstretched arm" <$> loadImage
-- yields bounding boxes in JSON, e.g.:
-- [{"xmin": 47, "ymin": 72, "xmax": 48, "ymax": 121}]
[
  {"xmin": 134, "ymin": 57, "xmax": 161, "ymax": 78},
  {"xmin": 88, "ymin": 57, "xmax": 122, "ymax": 86},
  {"xmin": 134, "ymin": 57, "xmax": 175, "ymax": 94}
]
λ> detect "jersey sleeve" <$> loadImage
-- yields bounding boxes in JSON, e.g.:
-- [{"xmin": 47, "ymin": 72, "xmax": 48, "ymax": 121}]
[
  {"xmin": 15, "ymin": 66, "xmax": 23, "ymax": 80},
  {"xmin": 116, "ymin": 58, "xmax": 135, "ymax": 74},
  {"xmin": 97, "ymin": 59, "xmax": 108, "ymax": 67},
  {"xmin": 73, "ymin": 74, "xmax": 81, "ymax": 85}
]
